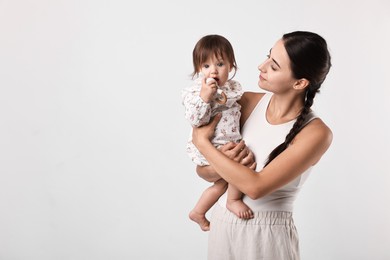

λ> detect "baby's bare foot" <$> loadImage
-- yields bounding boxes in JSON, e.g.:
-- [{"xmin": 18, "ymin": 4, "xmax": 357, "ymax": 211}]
[
  {"xmin": 189, "ymin": 210, "xmax": 210, "ymax": 231},
  {"xmin": 226, "ymin": 200, "xmax": 254, "ymax": 219}
]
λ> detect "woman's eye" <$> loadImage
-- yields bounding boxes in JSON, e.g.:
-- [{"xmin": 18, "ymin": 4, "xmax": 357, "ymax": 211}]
[{"xmin": 266, "ymin": 56, "xmax": 277, "ymax": 70}]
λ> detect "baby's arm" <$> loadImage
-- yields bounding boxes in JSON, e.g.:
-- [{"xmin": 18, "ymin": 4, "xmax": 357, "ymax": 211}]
[
  {"xmin": 182, "ymin": 77, "xmax": 220, "ymax": 127},
  {"xmin": 182, "ymin": 91, "xmax": 212, "ymax": 127}
]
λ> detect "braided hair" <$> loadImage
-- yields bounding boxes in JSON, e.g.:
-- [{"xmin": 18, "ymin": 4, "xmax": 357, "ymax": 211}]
[{"xmin": 264, "ymin": 31, "xmax": 332, "ymax": 167}]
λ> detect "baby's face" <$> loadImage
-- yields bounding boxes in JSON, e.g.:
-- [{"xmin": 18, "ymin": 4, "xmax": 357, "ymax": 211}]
[{"xmin": 200, "ymin": 55, "xmax": 232, "ymax": 86}]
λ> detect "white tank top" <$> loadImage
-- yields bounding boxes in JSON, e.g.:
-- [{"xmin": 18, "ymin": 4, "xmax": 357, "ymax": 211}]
[{"xmin": 218, "ymin": 92, "xmax": 316, "ymax": 212}]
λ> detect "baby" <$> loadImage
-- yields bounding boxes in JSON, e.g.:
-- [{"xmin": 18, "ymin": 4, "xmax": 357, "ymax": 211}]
[{"xmin": 182, "ymin": 34, "xmax": 253, "ymax": 231}]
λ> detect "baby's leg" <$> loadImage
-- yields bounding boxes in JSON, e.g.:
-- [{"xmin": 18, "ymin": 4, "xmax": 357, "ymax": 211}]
[
  {"xmin": 189, "ymin": 179, "xmax": 228, "ymax": 231},
  {"xmin": 226, "ymin": 184, "xmax": 254, "ymax": 219}
]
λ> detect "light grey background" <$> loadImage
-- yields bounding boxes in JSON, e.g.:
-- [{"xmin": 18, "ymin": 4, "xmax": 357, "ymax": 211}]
[{"xmin": 1, "ymin": 0, "xmax": 389, "ymax": 259}]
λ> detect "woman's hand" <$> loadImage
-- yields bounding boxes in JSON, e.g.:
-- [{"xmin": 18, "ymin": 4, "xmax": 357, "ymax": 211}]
[
  {"xmin": 220, "ymin": 141, "xmax": 257, "ymax": 170},
  {"xmin": 192, "ymin": 113, "xmax": 257, "ymax": 170},
  {"xmin": 196, "ymin": 141, "xmax": 256, "ymax": 183}
]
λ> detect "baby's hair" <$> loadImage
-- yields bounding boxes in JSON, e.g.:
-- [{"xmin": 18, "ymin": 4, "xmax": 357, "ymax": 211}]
[
  {"xmin": 264, "ymin": 31, "xmax": 332, "ymax": 167},
  {"xmin": 191, "ymin": 34, "xmax": 237, "ymax": 79}
]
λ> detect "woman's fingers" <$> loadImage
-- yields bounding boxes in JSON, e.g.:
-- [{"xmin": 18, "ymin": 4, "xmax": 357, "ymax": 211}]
[
  {"xmin": 241, "ymin": 151, "xmax": 255, "ymax": 166},
  {"xmin": 249, "ymin": 162, "xmax": 257, "ymax": 170},
  {"xmin": 210, "ymin": 113, "xmax": 222, "ymax": 128},
  {"xmin": 232, "ymin": 141, "xmax": 247, "ymax": 162},
  {"xmin": 219, "ymin": 140, "xmax": 257, "ymax": 169},
  {"xmin": 233, "ymin": 140, "xmax": 246, "ymax": 153},
  {"xmin": 219, "ymin": 142, "xmax": 237, "ymax": 158}
]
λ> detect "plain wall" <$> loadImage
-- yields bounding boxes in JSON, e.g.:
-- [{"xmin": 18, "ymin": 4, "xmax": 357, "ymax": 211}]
[{"xmin": 0, "ymin": 0, "xmax": 389, "ymax": 259}]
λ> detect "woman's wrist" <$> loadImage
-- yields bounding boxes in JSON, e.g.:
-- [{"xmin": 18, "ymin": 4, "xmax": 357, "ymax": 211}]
[{"xmin": 193, "ymin": 137, "xmax": 211, "ymax": 153}]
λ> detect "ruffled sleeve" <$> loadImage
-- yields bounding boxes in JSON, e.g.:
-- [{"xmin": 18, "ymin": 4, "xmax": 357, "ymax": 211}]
[
  {"xmin": 220, "ymin": 80, "xmax": 244, "ymax": 107},
  {"xmin": 182, "ymin": 85, "xmax": 212, "ymax": 127}
]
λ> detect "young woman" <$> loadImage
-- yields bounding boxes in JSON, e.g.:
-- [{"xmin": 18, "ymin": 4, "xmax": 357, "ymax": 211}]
[{"xmin": 192, "ymin": 31, "xmax": 333, "ymax": 259}]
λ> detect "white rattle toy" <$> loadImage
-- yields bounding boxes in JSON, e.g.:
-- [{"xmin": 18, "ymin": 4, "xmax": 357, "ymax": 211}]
[{"xmin": 206, "ymin": 78, "xmax": 227, "ymax": 105}]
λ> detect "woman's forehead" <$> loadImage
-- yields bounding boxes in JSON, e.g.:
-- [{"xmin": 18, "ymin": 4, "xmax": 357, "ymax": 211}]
[{"xmin": 271, "ymin": 39, "xmax": 289, "ymax": 67}]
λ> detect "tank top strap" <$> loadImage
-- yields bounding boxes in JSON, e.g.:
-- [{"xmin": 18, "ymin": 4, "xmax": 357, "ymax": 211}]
[{"xmin": 299, "ymin": 110, "xmax": 318, "ymax": 131}]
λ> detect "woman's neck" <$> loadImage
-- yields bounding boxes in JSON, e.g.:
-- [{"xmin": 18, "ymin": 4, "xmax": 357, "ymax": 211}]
[{"xmin": 266, "ymin": 93, "xmax": 304, "ymax": 125}]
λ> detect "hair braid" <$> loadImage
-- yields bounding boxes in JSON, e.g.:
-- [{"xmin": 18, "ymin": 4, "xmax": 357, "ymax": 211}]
[
  {"xmin": 264, "ymin": 87, "xmax": 317, "ymax": 167},
  {"xmin": 263, "ymin": 31, "xmax": 331, "ymax": 168}
]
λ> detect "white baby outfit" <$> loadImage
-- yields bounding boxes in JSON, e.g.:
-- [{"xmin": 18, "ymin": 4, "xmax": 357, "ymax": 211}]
[{"xmin": 182, "ymin": 78, "xmax": 243, "ymax": 166}]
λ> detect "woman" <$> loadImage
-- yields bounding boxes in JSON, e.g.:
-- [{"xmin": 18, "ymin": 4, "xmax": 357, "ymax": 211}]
[{"xmin": 192, "ymin": 31, "xmax": 333, "ymax": 260}]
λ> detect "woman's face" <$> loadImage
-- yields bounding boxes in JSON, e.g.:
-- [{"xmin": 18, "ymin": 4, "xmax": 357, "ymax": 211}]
[{"xmin": 258, "ymin": 39, "xmax": 296, "ymax": 93}]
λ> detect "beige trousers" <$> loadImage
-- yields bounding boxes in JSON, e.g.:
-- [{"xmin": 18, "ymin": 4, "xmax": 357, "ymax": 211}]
[{"xmin": 208, "ymin": 204, "xmax": 300, "ymax": 260}]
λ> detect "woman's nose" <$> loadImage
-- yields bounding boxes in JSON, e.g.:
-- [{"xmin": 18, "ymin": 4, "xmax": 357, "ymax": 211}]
[{"xmin": 258, "ymin": 61, "xmax": 266, "ymax": 72}]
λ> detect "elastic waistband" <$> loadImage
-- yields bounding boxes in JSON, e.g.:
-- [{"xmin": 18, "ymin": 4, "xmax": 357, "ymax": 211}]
[{"xmin": 212, "ymin": 204, "xmax": 294, "ymax": 226}]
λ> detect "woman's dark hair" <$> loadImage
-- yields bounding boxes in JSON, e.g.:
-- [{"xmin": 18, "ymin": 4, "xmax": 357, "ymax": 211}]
[
  {"xmin": 191, "ymin": 34, "xmax": 237, "ymax": 79},
  {"xmin": 264, "ymin": 31, "xmax": 332, "ymax": 167}
]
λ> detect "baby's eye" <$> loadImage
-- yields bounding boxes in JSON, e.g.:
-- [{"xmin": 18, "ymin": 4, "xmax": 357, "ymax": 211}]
[
  {"xmin": 217, "ymin": 62, "xmax": 224, "ymax": 67},
  {"xmin": 203, "ymin": 64, "xmax": 209, "ymax": 69}
]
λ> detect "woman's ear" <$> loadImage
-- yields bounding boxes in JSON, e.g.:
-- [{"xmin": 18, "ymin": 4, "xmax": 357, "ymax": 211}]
[{"xmin": 293, "ymin": 78, "xmax": 310, "ymax": 90}]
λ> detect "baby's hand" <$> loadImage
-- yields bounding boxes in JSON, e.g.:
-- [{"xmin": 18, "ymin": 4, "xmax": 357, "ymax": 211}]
[
  {"xmin": 206, "ymin": 77, "xmax": 217, "ymax": 84},
  {"xmin": 200, "ymin": 77, "xmax": 218, "ymax": 103}
]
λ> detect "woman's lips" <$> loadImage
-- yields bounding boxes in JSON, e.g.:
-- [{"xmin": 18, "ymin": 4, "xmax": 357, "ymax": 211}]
[{"xmin": 259, "ymin": 74, "xmax": 266, "ymax": 81}]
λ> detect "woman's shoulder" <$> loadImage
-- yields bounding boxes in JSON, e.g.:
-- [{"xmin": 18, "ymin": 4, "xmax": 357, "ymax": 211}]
[
  {"xmin": 295, "ymin": 117, "xmax": 333, "ymax": 165},
  {"xmin": 303, "ymin": 117, "xmax": 332, "ymax": 140},
  {"xmin": 238, "ymin": 92, "xmax": 266, "ymax": 124},
  {"xmin": 241, "ymin": 91, "xmax": 265, "ymax": 100},
  {"xmin": 239, "ymin": 91, "xmax": 266, "ymax": 109}
]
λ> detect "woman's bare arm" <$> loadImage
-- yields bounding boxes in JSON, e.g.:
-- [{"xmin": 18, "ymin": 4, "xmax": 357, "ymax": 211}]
[
  {"xmin": 193, "ymin": 115, "xmax": 332, "ymax": 200},
  {"xmin": 196, "ymin": 141, "xmax": 257, "ymax": 183}
]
